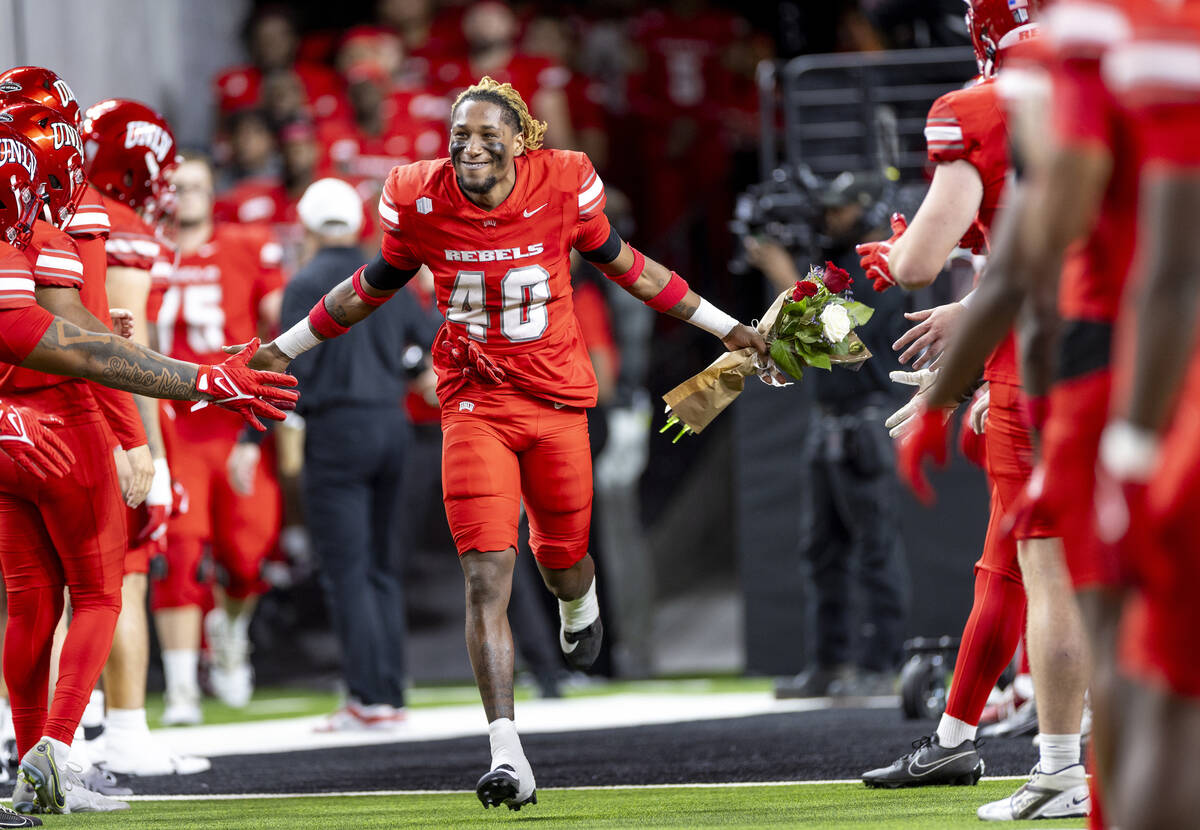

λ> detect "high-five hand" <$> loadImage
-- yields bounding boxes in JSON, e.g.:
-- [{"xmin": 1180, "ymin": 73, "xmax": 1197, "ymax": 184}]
[{"xmin": 194, "ymin": 338, "xmax": 299, "ymax": 431}]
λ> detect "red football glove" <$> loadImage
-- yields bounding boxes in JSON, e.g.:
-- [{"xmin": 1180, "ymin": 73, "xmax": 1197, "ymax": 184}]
[
  {"xmin": 0, "ymin": 402, "xmax": 75, "ymax": 481},
  {"xmin": 432, "ymin": 332, "xmax": 506, "ymax": 384},
  {"xmin": 895, "ymin": 405, "xmax": 950, "ymax": 506},
  {"xmin": 192, "ymin": 338, "xmax": 300, "ymax": 431},
  {"xmin": 855, "ymin": 213, "xmax": 908, "ymax": 292},
  {"xmin": 133, "ymin": 458, "xmax": 171, "ymax": 549}
]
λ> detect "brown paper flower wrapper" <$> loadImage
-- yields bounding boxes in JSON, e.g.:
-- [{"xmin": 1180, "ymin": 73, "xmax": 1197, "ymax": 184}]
[{"xmin": 661, "ymin": 289, "xmax": 872, "ymax": 434}]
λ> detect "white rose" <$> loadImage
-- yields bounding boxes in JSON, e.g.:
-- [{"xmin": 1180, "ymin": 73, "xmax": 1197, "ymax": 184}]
[{"xmin": 820, "ymin": 303, "xmax": 852, "ymax": 343}]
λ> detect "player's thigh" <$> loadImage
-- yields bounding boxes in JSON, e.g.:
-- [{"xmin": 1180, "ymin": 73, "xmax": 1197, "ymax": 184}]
[
  {"xmin": 39, "ymin": 421, "xmax": 125, "ymax": 595},
  {"xmin": 441, "ymin": 416, "xmax": 522, "ymax": 555},
  {"xmin": 0, "ymin": 494, "xmax": 64, "ymax": 592},
  {"xmin": 520, "ymin": 408, "xmax": 593, "ymax": 569}
]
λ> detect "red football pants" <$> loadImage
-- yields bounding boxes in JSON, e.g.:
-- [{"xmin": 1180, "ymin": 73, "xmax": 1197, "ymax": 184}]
[
  {"xmin": 0, "ymin": 410, "xmax": 124, "ymax": 756},
  {"xmin": 153, "ymin": 408, "xmax": 280, "ymax": 610},
  {"xmin": 942, "ymin": 382, "xmax": 1033, "ymax": 726},
  {"xmin": 440, "ymin": 389, "xmax": 592, "ymax": 569}
]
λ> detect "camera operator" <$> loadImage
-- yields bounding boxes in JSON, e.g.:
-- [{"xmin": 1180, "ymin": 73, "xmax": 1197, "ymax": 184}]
[{"xmin": 744, "ymin": 171, "xmax": 912, "ymax": 698}]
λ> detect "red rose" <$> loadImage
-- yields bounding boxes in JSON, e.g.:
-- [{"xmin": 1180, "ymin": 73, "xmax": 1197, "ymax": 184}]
[
  {"xmin": 822, "ymin": 261, "xmax": 852, "ymax": 294},
  {"xmin": 791, "ymin": 280, "xmax": 819, "ymax": 301}
]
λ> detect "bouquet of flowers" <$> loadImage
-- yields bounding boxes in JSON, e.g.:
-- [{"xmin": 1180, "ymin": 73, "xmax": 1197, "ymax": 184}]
[{"xmin": 661, "ymin": 261, "xmax": 874, "ymax": 441}]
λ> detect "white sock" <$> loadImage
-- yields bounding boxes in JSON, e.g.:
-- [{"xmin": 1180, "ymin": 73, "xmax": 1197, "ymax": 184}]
[
  {"xmin": 163, "ymin": 649, "xmax": 200, "ymax": 699},
  {"xmin": 488, "ymin": 718, "xmax": 525, "ymax": 770},
  {"xmin": 558, "ymin": 578, "xmax": 599, "ymax": 633},
  {"xmin": 227, "ymin": 608, "xmax": 252, "ymax": 641},
  {"xmin": 82, "ymin": 688, "xmax": 105, "ymax": 729},
  {"xmin": 106, "ymin": 707, "xmax": 149, "ymax": 735},
  {"xmin": 42, "ymin": 736, "xmax": 70, "ymax": 764},
  {"xmin": 1038, "ymin": 733, "xmax": 1081, "ymax": 773},
  {"xmin": 936, "ymin": 714, "xmax": 977, "ymax": 748}
]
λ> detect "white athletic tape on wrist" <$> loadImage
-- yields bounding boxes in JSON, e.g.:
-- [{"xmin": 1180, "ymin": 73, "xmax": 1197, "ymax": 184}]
[
  {"xmin": 1099, "ymin": 420, "xmax": 1160, "ymax": 482},
  {"xmin": 274, "ymin": 318, "xmax": 322, "ymax": 360},
  {"xmin": 147, "ymin": 457, "xmax": 172, "ymax": 507},
  {"xmin": 689, "ymin": 298, "xmax": 738, "ymax": 338}
]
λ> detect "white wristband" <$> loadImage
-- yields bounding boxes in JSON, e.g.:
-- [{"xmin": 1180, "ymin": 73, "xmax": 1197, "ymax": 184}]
[
  {"xmin": 274, "ymin": 319, "xmax": 322, "ymax": 360},
  {"xmin": 1099, "ymin": 420, "xmax": 1160, "ymax": 482},
  {"xmin": 958, "ymin": 289, "xmax": 975, "ymax": 309},
  {"xmin": 147, "ymin": 457, "xmax": 172, "ymax": 507},
  {"xmin": 689, "ymin": 298, "xmax": 739, "ymax": 338}
]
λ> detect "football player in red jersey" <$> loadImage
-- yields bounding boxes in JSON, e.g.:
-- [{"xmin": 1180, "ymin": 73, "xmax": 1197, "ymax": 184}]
[
  {"xmin": 243, "ymin": 76, "xmax": 765, "ymax": 810},
  {"xmin": 857, "ymin": 2, "xmax": 1092, "ymax": 821},
  {"xmin": 912, "ymin": 4, "xmax": 1135, "ymax": 824},
  {"xmin": 152, "ymin": 153, "xmax": 285, "ymax": 726},
  {"xmin": 81, "ymin": 98, "xmax": 210, "ymax": 776},
  {"xmin": 0, "ymin": 119, "xmax": 296, "ymax": 816}
]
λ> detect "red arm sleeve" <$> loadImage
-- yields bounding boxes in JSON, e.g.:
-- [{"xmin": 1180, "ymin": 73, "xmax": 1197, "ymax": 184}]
[{"xmin": 90, "ymin": 381, "xmax": 148, "ymax": 449}]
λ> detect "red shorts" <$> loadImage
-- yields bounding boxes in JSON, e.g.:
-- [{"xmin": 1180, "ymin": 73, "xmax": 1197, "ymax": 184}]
[
  {"xmin": 1033, "ymin": 370, "xmax": 1121, "ymax": 589},
  {"xmin": 985, "ymin": 381, "xmax": 1054, "ymax": 540},
  {"xmin": 441, "ymin": 388, "xmax": 592, "ymax": 569},
  {"xmin": 0, "ymin": 413, "xmax": 124, "ymax": 596},
  {"xmin": 153, "ymin": 407, "xmax": 281, "ymax": 610}
]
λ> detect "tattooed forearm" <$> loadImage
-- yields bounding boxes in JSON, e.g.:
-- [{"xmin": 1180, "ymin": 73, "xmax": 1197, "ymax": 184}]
[
  {"xmin": 667, "ymin": 293, "xmax": 700, "ymax": 320},
  {"xmin": 101, "ymin": 356, "xmax": 195, "ymax": 400},
  {"xmin": 26, "ymin": 317, "xmax": 202, "ymax": 401},
  {"xmin": 321, "ymin": 278, "xmax": 383, "ymax": 332}
]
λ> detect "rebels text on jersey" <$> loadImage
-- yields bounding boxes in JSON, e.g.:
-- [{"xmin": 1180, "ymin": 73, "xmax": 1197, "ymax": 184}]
[{"xmin": 379, "ymin": 149, "xmax": 612, "ymax": 408}]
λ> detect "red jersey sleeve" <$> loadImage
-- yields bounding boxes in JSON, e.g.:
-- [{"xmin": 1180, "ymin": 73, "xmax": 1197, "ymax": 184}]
[
  {"xmin": 1052, "ymin": 59, "xmax": 1114, "ymax": 149},
  {"xmin": 0, "ymin": 304, "xmax": 53, "ymax": 365},
  {"xmin": 925, "ymin": 95, "xmax": 973, "ymax": 165},
  {"xmin": 252, "ymin": 235, "xmax": 285, "ymax": 307},
  {"xmin": 569, "ymin": 153, "xmax": 613, "ymax": 253},
  {"xmin": 0, "ymin": 243, "xmax": 38, "ymax": 311},
  {"xmin": 105, "ymin": 202, "xmax": 164, "ymax": 272},
  {"xmin": 378, "ymin": 166, "xmax": 424, "ymax": 270},
  {"xmin": 28, "ymin": 235, "xmax": 85, "ymax": 289}
]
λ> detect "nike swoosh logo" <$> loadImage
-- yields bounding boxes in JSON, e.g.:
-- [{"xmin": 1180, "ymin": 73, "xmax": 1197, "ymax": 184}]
[
  {"xmin": 907, "ymin": 750, "xmax": 976, "ymax": 776},
  {"xmin": 523, "ymin": 204, "xmax": 547, "ymax": 218},
  {"xmin": 559, "ymin": 629, "xmax": 579, "ymax": 653}
]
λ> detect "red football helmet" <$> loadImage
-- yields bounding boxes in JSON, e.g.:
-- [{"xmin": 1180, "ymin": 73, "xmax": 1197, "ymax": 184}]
[
  {"xmin": 82, "ymin": 98, "xmax": 179, "ymax": 225},
  {"xmin": 0, "ymin": 66, "xmax": 82, "ymax": 128},
  {"xmin": 0, "ymin": 102, "xmax": 86, "ymax": 228},
  {"xmin": 965, "ymin": 0, "xmax": 1042, "ymax": 77},
  {"xmin": 0, "ymin": 126, "xmax": 43, "ymax": 248}
]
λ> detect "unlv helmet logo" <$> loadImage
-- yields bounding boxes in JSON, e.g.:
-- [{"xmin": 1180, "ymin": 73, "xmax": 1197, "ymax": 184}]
[
  {"xmin": 0, "ymin": 81, "xmax": 19, "ymax": 94},
  {"xmin": 0, "ymin": 113, "xmax": 11, "ymax": 123},
  {"xmin": 123, "ymin": 121, "xmax": 173, "ymax": 162},
  {"xmin": 0, "ymin": 138, "xmax": 36, "ymax": 180},
  {"xmin": 52, "ymin": 79, "xmax": 76, "ymax": 107},
  {"xmin": 51, "ymin": 122, "xmax": 82, "ymax": 155}
]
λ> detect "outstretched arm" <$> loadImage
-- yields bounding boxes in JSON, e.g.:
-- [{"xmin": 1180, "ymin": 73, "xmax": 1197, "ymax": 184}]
[
  {"xmin": 249, "ymin": 254, "xmax": 409, "ymax": 372},
  {"xmin": 593, "ymin": 240, "xmax": 767, "ymax": 355}
]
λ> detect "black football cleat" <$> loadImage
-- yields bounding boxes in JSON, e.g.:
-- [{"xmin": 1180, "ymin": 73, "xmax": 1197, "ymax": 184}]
[
  {"xmin": 560, "ymin": 618, "xmax": 603, "ymax": 671},
  {"xmin": 862, "ymin": 735, "xmax": 984, "ymax": 789},
  {"xmin": 476, "ymin": 765, "xmax": 537, "ymax": 811}
]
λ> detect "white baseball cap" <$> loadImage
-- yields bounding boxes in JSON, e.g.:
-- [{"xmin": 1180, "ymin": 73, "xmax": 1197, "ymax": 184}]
[{"xmin": 297, "ymin": 177, "xmax": 364, "ymax": 235}]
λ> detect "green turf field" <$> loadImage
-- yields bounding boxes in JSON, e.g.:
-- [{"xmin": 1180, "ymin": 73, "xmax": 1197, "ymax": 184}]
[{"xmin": 24, "ymin": 782, "xmax": 1085, "ymax": 829}]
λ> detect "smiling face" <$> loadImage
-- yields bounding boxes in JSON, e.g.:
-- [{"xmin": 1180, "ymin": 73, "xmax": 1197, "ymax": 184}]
[{"xmin": 449, "ymin": 98, "xmax": 524, "ymax": 203}]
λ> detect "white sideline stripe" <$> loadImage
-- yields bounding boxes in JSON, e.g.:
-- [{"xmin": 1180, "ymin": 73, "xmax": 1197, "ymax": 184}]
[
  {"xmin": 123, "ymin": 776, "xmax": 1039, "ymax": 801},
  {"xmin": 151, "ymin": 692, "xmax": 901, "ymax": 758}
]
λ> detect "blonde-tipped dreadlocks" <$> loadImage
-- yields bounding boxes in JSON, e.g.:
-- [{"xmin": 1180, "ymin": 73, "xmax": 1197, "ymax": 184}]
[{"xmin": 452, "ymin": 76, "xmax": 548, "ymax": 150}]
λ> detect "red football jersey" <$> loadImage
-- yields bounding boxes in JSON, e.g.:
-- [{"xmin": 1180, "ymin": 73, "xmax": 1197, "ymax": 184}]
[
  {"xmin": 0, "ymin": 241, "xmax": 52, "ymax": 365},
  {"xmin": 924, "ymin": 79, "xmax": 1019, "ymax": 385},
  {"xmin": 157, "ymin": 223, "xmax": 283, "ymax": 367},
  {"xmin": 379, "ymin": 149, "xmax": 613, "ymax": 408},
  {"xmin": 1050, "ymin": 50, "xmax": 1138, "ymax": 322}
]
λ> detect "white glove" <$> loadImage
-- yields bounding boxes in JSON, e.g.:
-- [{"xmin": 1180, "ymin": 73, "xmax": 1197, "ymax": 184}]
[
  {"xmin": 885, "ymin": 368, "xmax": 939, "ymax": 438},
  {"xmin": 969, "ymin": 384, "xmax": 990, "ymax": 435}
]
